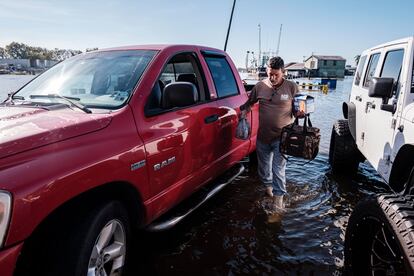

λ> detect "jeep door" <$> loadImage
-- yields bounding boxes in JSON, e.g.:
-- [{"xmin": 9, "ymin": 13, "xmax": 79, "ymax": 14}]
[
  {"xmin": 364, "ymin": 44, "xmax": 406, "ymax": 179},
  {"xmin": 350, "ymin": 53, "xmax": 369, "ymax": 149},
  {"xmin": 138, "ymin": 51, "xmax": 221, "ymax": 217}
]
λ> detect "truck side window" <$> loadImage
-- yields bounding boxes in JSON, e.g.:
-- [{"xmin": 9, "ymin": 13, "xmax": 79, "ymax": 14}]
[
  {"xmin": 204, "ymin": 57, "xmax": 239, "ymax": 98},
  {"xmin": 145, "ymin": 52, "xmax": 207, "ymax": 116},
  {"xmin": 354, "ymin": 55, "xmax": 367, "ymax": 86},
  {"xmin": 380, "ymin": 49, "xmax": 404, "ymax": 95},
  {"xmin": 363, "ymin": 53, "xmax": 381, "ymax": 88}
]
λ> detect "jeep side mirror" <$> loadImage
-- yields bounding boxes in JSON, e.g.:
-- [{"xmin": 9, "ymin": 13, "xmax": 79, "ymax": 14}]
[
  {"xmin": 161, "ymin": 82, "xmax": 199, "ymax": 109},
  {"xmin": 369, "ymin": 77, "xmax": 396, "ymax": 113},
  {"xmin": 368, "ymin": 77, "xmax": 394, "ymax": 98}
]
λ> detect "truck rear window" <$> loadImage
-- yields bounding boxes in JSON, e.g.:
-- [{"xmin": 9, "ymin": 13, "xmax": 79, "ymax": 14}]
[{"xmin": 204, "ymin": 57, "xmax": 239, "ymax": 98}]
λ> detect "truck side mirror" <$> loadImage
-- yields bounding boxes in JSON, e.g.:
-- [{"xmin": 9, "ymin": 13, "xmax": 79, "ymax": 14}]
[
  {"xmin": 368, "ymin": 77, "xmax": 394, "ymax": 98},
  {"xmin": 161, "ymin": 82, "xmax": 199, "ymax": 109}
]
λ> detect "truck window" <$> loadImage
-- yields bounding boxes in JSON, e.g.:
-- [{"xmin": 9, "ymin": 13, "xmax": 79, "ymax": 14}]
[
  {"xmin": 412, "ymin": 57, "xmax": 414, "ymax": 93},
  {"xmin": 380, "ymin": 49, "xmax": 404, "ymax": 85},
  {"xmin": 354, "ymin": 55, "xmax": 367, "ymax": 86},
  {"xmin": 204, "ymin": 57, "xmax": 239, "ymax": 98},
  {"xmin": 145, "ymin": 52, "xmax": 208, "ymax": 116},
  {"xmin": 363, "ymin": 53, "xmax": 381, "ymax": 88}
]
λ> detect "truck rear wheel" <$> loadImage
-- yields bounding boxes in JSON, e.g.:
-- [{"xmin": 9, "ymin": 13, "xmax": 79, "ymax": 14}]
[
  {"xmin": 344, "ymin": 195, "xmax": 414, "ymax": 275},
  {"xmin": 329, "ymin": 119, "xmax": 361, "ymax": 175}
]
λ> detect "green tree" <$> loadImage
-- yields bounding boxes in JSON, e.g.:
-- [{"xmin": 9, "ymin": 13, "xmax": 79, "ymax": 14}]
[
  {"xmin": 354, "ymin": 54, "xmax": 361, "ymax": 66},
  {"xmin": 0, "ymin": 47, "xmax": 8, "ymax": 58},
  {"xmin": 5, "ymin": 42, "xmax": 30, "ymax": 59},
  {"xmin": 86, "ymin": 47, "xmax": 98, "ymax": 52}
]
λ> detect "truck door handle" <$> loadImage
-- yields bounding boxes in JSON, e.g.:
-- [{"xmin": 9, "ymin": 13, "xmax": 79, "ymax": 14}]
[
  {"xmin": 204, "ymin": 114, "xmax": 219, "ymax": 124},
  {"xmin": 355, "ymin": 96, "xmax": 362, "ymax": 102}
]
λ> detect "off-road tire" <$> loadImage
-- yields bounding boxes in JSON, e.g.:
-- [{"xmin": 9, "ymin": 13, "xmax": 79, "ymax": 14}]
[
  {"xmin": 344, "ymin": 194, "xmax": 414, "ymax": 275},
  {"xmin": 329, "ymin": 119, "xmax": 361, "ymax": 175}
]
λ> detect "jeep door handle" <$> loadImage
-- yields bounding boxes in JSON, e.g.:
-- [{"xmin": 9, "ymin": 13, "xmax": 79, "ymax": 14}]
[
  {"xmin": 355, "ymin": 95, "xmax": 362, "ymax": 102},
  {"xmin": 365, "ymin": 101, "xmax": 376, "ymax": 112},
  {"xmin": 204, "ymin": 114, "xmax": 219, "ymax": 124}
]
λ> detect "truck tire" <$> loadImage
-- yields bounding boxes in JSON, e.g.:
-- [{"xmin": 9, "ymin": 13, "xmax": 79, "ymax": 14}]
[
  {"xmin": 344, "ymin": 194, "xmax": 414, "ymax": 275},
  {"xmin": 329, "ymin": 119, "xmax": 361, "ymax": 175},
  {"xmin": 26, "ymin": 201, "xmax": 131, "ymax": 276}
]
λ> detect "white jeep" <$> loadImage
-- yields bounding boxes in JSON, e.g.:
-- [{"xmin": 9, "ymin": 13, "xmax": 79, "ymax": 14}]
[{"xmin": 329, "ymin": 37, "xmax": 414, "ymax": 275}]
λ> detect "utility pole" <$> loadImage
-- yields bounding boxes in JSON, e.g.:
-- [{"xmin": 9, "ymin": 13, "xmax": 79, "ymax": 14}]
[
  {"xmin": 245, "ymin": 51, "xmax": 250, "ymax": 71},
  {"xmin": 276, "ymin": 24, "xmax": 283, "ymax": 57},
  {"xmin": 224, "ymin": 0, "xmax": 237, "ymax": 52},
  {"xmin": 258, "ymin": 24, "xmax": 261, "ymax": 67}
]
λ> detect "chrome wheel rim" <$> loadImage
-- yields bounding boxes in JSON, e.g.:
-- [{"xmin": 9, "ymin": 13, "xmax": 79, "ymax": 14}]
[{"xmin": 88, "ymin": 219, "xmax": 126, "ymax": 276}]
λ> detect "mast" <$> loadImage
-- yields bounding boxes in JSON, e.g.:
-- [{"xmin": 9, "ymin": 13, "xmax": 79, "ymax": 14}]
[
  {"xmin": 224, "ymin": 0, "xmax": 237, "ymax": 51},
  {"xmin": 276, "ymin": 24, "xmax": 283, "ymax": 56},
  {"xmin": 258, "ymin": 24, "xmax": 261, "ymax": 67}
]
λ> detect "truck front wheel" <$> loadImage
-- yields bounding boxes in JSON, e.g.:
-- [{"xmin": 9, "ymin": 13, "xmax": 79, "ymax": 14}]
[
  {"xmin": 329, "ymin": 119, "xmax": 361, "ymax": 175},
  {"xmin": 344, "ymin": 195, "xmax": 414, "ymax": 275},
  {"xmin": 23, "ymin": 201, "xmax": 131, "ymax": 276}
]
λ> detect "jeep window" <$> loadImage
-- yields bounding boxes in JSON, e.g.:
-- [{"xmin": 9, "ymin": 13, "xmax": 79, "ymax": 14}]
[
  {"xmin": 15, "ymin": 50, "xmax": 156, "ymax": 109},
  {"xmin": 354, "ymin": 55, "xmax": 367, "ymax": 86},
  {"xmin": 204, "ymin": 56, "xmax": 239, "ymax": 98},
  {"xmin": 363, "ymin": 53, "xmax": 381, "ymax": 88},
  {"xmin": 380, "ymin": 49, "xmax": 404, "ymax": 95},
  {"xmin": 145, "ymin": 52, "xmax": 208, "ymax": 116}
]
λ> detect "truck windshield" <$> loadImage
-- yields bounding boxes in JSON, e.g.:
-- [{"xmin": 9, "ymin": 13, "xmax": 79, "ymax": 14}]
[{"xmin": 15, "ymin": 50, "xmax": 156, "ymax": 109}]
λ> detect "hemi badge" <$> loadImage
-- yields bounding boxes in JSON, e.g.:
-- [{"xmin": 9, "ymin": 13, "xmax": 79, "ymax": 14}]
[{"xmin": 131, "ymin": 160, "xmax": 146, "ymax": 171}]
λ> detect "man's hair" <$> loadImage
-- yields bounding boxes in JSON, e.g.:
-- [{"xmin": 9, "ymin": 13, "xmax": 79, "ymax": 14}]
[{"xmin": 267, "ymin": 57, "xmax": 284, "ymax": 70}]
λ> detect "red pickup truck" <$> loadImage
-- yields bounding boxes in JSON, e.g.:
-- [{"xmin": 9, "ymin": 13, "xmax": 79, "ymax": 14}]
[{"xmin": 0, "ymin": 45, "xmax": 258, "ymax": 275}]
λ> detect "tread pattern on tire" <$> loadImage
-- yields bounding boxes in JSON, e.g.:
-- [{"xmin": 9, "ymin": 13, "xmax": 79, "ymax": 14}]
[
  {"xmin": 378, "ymin": 194, "xmax": 414, "ymax": 269},
  {"xmin": 329, "ymin": 119, "xmax": 360, "ymax": 173}
]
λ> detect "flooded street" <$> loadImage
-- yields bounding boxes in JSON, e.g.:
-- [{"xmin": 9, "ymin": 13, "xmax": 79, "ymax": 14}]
[{"xmin": 1, "ymin": 76, "xmax": 391, "ymax": 275}]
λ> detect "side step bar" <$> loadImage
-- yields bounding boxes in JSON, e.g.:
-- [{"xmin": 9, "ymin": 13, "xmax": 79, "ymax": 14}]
[{"xmin": 146, "ymin": 163, "xmax": 245, "ymax": 232}]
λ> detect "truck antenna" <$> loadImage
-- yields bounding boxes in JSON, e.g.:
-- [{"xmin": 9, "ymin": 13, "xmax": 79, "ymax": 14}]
[{"xmin": 224, "ymin": 0, "xmax": 237, "ymax": 52}]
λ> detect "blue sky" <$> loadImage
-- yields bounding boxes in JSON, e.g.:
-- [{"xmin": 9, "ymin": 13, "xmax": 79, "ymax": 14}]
[{"xmin": 1, "ymin": 0, "xmax": 413, "ymax": 68}]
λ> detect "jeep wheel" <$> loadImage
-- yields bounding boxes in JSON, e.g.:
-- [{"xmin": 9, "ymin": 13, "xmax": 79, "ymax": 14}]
[
  {"xmin": 344, "ymin": 195, "xmax": 414, "ymax": 275},
  {"xmin": 329, "ymin": 119, "xmax": 361, "ymax": 175}
]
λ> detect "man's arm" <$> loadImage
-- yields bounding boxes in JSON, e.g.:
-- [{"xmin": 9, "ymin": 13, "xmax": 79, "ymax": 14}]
[{"xmin": 240, "ymin": 85, "xmax": 258, "ymax": 117}]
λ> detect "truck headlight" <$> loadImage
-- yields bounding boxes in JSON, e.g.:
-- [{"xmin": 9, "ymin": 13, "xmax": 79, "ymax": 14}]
[{"xmin": 0, "ymin": 191, "xmax": 12, "ymax": 248}]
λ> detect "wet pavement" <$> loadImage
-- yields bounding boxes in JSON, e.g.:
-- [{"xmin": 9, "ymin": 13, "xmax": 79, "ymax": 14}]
[{"xmin": 127, "ymin": 77, "xmax": 391, "ymax": 275}]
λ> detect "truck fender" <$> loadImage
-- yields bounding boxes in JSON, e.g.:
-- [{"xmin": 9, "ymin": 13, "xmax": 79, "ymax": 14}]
[{"xmin": 342, "ymin": 101, "xmax": 356, "ymax": 140}]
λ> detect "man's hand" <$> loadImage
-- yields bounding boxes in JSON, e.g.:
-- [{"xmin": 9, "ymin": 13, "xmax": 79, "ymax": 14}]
[{"xmin": 295, "ymin": 110, "xmax": 306, "ymax": 118}]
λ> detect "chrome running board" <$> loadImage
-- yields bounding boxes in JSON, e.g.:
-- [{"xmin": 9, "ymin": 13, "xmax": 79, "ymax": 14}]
[{"xmin": 146, "ymin": 163, "xmax": 245, "ymax": 232}]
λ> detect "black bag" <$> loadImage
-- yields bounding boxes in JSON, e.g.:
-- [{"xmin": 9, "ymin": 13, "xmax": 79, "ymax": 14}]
[{"xmin": 279, "ymin": 115, "xmax": 320, "ymax": 160}]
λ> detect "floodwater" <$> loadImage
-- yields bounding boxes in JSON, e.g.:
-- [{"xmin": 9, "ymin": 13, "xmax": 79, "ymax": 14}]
[{"xmin": 0, "ymin": 75, "xmax": 390, "ymax": 275}]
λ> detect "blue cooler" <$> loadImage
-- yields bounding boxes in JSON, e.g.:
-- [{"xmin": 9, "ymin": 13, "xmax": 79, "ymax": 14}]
[{"xmin": 293, "ymin": 94, "xmax": 315, "ymax": 114}]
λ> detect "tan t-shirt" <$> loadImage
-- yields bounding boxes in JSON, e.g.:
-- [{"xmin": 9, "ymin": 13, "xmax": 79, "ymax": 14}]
[{"xmin": 241, "ymin": 78, "xmax": 299, "ymax": 144}]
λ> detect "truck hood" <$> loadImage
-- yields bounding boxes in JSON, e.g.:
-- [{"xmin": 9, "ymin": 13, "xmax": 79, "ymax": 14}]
[{"xmin": 0, "ymin": 106, "xmax": 112, "ymax": 159}]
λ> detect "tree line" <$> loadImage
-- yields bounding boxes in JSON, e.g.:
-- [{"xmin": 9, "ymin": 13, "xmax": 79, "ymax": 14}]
[{"xmin": 0, "ymin": 42, "xmax": 98, "ymax": 61}]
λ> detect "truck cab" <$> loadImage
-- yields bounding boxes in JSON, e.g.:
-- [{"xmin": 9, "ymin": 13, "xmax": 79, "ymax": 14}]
[{"xmin": 0, "ymin": 45, "xmax": 258, "ymax": 276}]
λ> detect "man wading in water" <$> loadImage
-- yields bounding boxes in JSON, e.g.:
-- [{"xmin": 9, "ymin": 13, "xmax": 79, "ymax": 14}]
[{"xmin": 240, "ymin": 57, "xmax": 302, "ymax": 211}]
